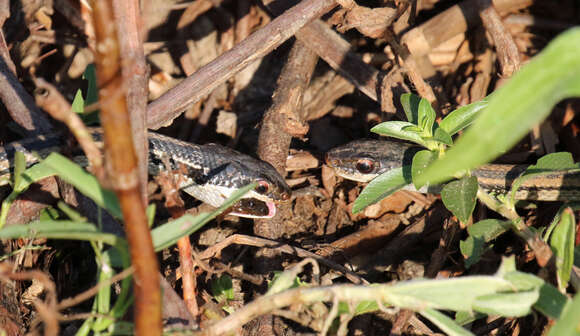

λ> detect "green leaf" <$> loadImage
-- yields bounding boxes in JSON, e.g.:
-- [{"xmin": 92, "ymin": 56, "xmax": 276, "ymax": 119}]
[
  {"xmin": 441, "ymin": 176, "xmax": 478, "ymax": 223},
  {"xmin": 16, "ymin": 162, "xmax": 58, "ymax": 191},
  {"xmin": 432, "ymin": 126, "xmax": 453, "ymax": 145},
  {"xmin": 401, "ymin": 124, "xmax": 423, "ymax": 133},
  {"xmin": 511, "ymin": 152, "xmax": 579, "ymax": 203},
  {"xmin": 400, "ymin": 93, "xmax": 421, "ymax": 124},
  {"xmin": 550, "ymin": 208, "xmax": 575, "ymax": 291},
  {"xmin": 57, "ymin": 201, "xmax": 87, "ymax": 222},
  {"xmin": 352, "ymin": 167, "xmax": 411, "ymax": 213},
  {"xmin": 411, "ymin": 150, "xmax": 437, "ymax": 189},
  {"xmin": 535, "ymin": 282, "xmax": 569, "ymax": 319},
  {"xmin": 455, "ymin": 311, "xmax": 486, "ymax": 326},
  {"xmin": 371, "ymin": 121, "xmax": 427, "ymax": 147},
  {"xmin": 546, "ymin": 292, "xmax": 580, "ymax": 336},
  {"xmin": 211, "ymin": 274, "xmax": 235, "ymax": 302},
  {"xmin": 503, "ymin": 271, "xmax": 545, "ymax": 292},
  {"xmin": 495, "ymin": 255, "xmax": 517, "ymax": 276},
  {"xmin": 418, "ymin": 98, "xmax": 436, "ymax": 136},
  {"xmin": 460, "ymin": 236, "xmax": 485, "ymax": 269},
  {"xmin": 534, "ymin": 152, "xmax": 578, "ymax": 170},
  {"xmin": 420, "ymin": 308, "xmax": 474, "ymax": 336},
  {"xmin": 473, "ymin": 291, "xmax": 539, "ymax": 317},
  {"xmin": 388, "ymin": 276, "xmax": 515, "ymax": 311},
  {"xmin": 468, "ymin": 219, "xmax": 511, "ymax": 241},
  {"xmin": 352, "ymin": 300, "xmax": 379, "ymax": 315},
  {"xmin": 415, "ymin": 28, "xmax": 580, "ymax": 187},
  {"xmin": 440, "ymin": 96, "xmax": 491, "ymax": 136}
]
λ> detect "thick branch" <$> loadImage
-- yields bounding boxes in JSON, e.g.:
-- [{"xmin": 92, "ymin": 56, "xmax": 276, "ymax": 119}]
[{"xmin": 91, "ymin": 0, "xmax": 161, "ymax": 334}]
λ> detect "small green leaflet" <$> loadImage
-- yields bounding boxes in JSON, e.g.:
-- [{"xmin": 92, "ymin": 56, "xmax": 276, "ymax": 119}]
[{"xmin": 441, "ymin": 176, "xmax": 478, "ymax": 223}]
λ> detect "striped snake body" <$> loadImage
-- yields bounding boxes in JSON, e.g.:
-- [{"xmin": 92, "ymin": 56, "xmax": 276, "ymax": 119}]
[
  {"xmin": 325, "ymin": 139, "xmax": 580, "ymax": 201},
  {"xmin": 0, "ymin": 129, "xmax": 291, "ymax": 218}
]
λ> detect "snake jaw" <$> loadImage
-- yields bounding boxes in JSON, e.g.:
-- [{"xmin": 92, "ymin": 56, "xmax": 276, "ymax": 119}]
[
  {"xmin": 181, "ymin": 183, "xmax": 280, "ymax": 218},
  {"xmin": 229, "ymin": 200, "xmax": 276, "ymax": 219}
]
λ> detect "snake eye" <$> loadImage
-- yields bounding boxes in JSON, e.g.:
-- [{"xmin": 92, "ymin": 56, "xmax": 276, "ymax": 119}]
[
  {"xmin": 255, "ymin": 180, "xmax": 270, "ymax": 194},
  {"xmin": 356, "ymin": 159, "xmax": 375, "ymax": 174}
]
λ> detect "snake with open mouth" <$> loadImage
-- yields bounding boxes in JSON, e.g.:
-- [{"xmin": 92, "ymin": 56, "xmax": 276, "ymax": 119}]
[
  {"xmin": 325, "ymin": 139, "xmax": 580, "ymax": 201},
  {"xmin": 0, "ymin": 129, "xmax": 291, "ymax": 218}
]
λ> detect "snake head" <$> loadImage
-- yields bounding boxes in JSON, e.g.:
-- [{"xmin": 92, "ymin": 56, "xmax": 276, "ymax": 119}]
[
  {"xmin": 325, "ymin": 139, "xmax": 420, "ymax": 182},
  {"xmin": 181, "ymin": 143, "xmax": 291, "ymax": 219}
]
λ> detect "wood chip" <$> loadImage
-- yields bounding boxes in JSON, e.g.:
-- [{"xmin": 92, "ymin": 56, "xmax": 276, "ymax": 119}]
[
  {"xmin": 216, "ymin": 110, "xmax": 237, "ymax": 138},
  {"xmin": 286, "ymin": 151, "xmax": 319, "ymax": 171}
]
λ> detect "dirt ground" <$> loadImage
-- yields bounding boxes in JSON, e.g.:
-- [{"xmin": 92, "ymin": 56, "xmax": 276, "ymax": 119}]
[{"xmin": 1, "ymin": 0, "xmax": 579, "ymax": 335}]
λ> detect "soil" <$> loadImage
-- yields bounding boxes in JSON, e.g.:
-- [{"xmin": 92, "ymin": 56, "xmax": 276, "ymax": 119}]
[{"xmin": 0, "ymin": 0, "xmax": 579, "ymax": 335}]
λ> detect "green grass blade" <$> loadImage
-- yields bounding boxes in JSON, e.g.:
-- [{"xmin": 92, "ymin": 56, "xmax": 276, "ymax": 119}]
[
  {"xmin": 0, "ymin": 220, "xmax": 125, "ymax": 248},
  {"xmin": 415, "ymin": 28, "xmax": 580, "ymax": 187},
  {"xmin": 13, "ymin": 151, "xmax": 26, "ymax": 187},
  {"xmin": 420, "ymin": 308, "xmax": 474, "ymax": 336},
  {"xmin": 151, "ymin": 183, "xmax": 256, "ymax": 251},
  {"xmin": 42, "ymin": 153, "xmax": 122, "ymax": 218}
]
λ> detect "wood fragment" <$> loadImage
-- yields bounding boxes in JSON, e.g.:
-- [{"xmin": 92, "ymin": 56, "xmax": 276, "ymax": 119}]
[
  {"xmin": 401, "ymin": 0, "xmax": 532, "ymax": 57},
  {"xmin": 295, "ymin": 20, "xmax": 379, "ymax": 102}
]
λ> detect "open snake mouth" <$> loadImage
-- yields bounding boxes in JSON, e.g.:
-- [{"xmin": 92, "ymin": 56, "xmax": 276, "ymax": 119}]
[{"xmin": 229, "ymin": 198, "xmax": 276, "ymax": 218}]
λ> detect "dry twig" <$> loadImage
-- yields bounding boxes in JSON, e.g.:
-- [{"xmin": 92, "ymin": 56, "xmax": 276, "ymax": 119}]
[{"xmin": 90, "ymin": 0, "xmax": 161, "ymax": 334}]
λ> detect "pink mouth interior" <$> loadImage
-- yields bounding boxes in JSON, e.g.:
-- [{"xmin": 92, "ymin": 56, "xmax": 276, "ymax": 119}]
[{"xmin": 265, "ymin": 201, "xmax": 276, "ymax": 218}]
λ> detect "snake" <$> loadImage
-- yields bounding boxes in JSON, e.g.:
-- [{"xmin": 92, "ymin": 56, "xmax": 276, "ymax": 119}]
[
  {"xmin": 325, "ymin": 139, "xmax": 580, "ymax": 201},
  {"xmin": 0, "ymin": 129, "xmax": 291, "ymax": 218}
]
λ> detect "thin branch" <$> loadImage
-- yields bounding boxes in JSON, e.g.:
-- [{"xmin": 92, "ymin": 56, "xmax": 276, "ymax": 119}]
[
  {"xmin": 146, "ymin": 0, "xmax": 337, "ymax": 129},
  {"xmin": 199, "ymin": 234, "xmax": 368, "ymax": 285}
]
